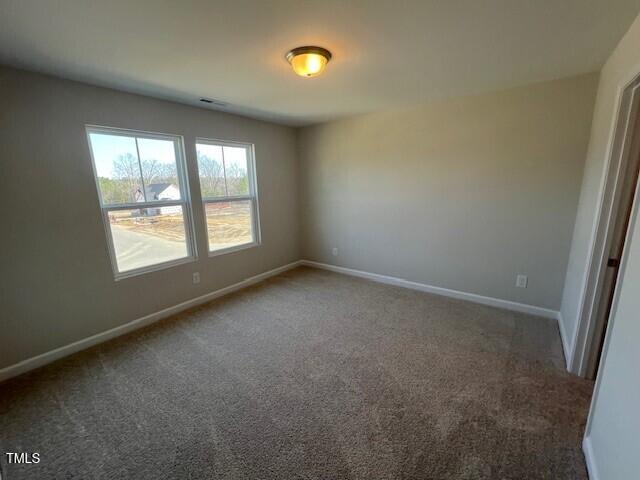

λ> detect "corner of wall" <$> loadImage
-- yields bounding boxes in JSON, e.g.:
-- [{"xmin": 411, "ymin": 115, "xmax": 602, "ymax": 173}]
[
  {"xmin": 556, "ymin": 310, "xmax": 575, "ymax": 371},
  {"xmin": 582, "ymin": 436, "xmax": 600, "ymax": 480},
  {"xmin": 294, "ymin": 125, "xmax": 310, "ymax": 261}
]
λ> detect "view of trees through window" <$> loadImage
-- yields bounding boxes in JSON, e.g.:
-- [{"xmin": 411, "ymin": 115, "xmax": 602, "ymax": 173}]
[
  {"xmin": 87, "ymin": 129, "xmax": 259, "ymax": 275},
  {"xmin": 90, "ymin": 133, "xmax": 182, "ymax": 204},
  {"xmin": 196, "ymin": 141, "xmax": 256, "ymax": 252},
  {"xmin": 98, "ymin": 152, "xmax": 180, "ymax": 204},
  {"xmin": 88, "ymin": 129, "xmax": 192, "ymax": 275},
  {"xmin": 196, "ymin": 144, "xmax": 249, "ymax": 198}
]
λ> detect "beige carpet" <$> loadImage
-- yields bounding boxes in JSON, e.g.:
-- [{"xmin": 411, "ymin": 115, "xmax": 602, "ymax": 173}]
[{"xmin": 0, "ymin": 266, "xmax": 592, "ymax": 479}]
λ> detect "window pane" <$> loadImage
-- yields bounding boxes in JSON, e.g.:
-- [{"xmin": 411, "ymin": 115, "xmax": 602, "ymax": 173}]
[
  {"xmin": 223, "ymin": 146, "xmax": 250, "ymax": 196},
  {"xmin": 205, "ymin": 200, "xmax": 253, "ymax": 251},
  {"xmin": 137, "ymin": 138, "xmax": 182, "ymax": 201},
  {"xmin": 108, "ymin": 207, "xmax": 189, "ymax": 273},
  {"xmin": 196, "ymin": 143, "xmax": 226, "ymax": 198},
  {"xmin": 89, "ymin": 133, "xmax": 142, "ymax": 204}
]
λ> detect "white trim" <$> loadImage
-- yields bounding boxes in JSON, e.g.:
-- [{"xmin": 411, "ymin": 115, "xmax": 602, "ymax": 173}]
[
  {"xmin": 195, "ymin": 138, "xmax": 262, "ymax": 255},
  {"xmin": 208, "ymin": 240, "xmax": 260, "ymax": 257},
  {"xmin": 583, "ymin": 436, "xmax": 600, "ymax": 480},
  {"xmin": 203, "ymin": 195, "xmax": 253, "ymax": 204},
  {"xmin": 0, "ymin": 261, "xmax": 302, "ymax": 383},
  {"xmin": 102, "ymin": 199, "xmax": 185, "ymax": 210},
  {"xmin": 568, "ymin": 87, "xmax": 625, "ymax": 373},
  {"xmin": 584, "ymin": 159, "xmax": 640, "ymax": 439},
  {"xmin": 86, "ymin": 125, "xmax": 199, "ymax": 280},
  {"xmin": 556, "ymin": 311, "xmax": 574, "ymax": 370},
  {"xmin": 114, "ymin": 255, "xmax": 196, "ymax": 282},
  {"xmin": 569, "ymin": 71, "xmax": 640, "ymax": 376},
  {"xmin": 301, "ymin": 260, "xmax": 559, "ymax": 320}
]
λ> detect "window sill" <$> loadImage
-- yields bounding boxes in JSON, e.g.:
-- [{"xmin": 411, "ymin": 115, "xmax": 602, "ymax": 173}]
[
  {"xmin": 114, "ymin": 255, "xmax": 196, "ymax": 281},
  {"xmin": 208, "ymin": 241, "xmax": 260, "ymax": 258}
]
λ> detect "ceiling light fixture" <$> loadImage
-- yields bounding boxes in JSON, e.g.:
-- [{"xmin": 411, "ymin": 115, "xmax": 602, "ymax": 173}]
[{"xmin": 286, "ymin": 46, "xmax": 332, "ymax": 78}]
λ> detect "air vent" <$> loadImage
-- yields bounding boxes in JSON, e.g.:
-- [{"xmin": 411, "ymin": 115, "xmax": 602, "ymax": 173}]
[{"xmin": 199, "ymin": 98, "xmax": 227, "ymax": 107}]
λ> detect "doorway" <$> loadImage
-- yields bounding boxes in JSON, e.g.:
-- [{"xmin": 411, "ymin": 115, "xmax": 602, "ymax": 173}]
[
  {"xmin": 571, "ymin": 75, "xmax": 640, "ymax": 379},
  {"xmin": 587, "ymin": 112, "xmax": 640, "ymax": 378}
]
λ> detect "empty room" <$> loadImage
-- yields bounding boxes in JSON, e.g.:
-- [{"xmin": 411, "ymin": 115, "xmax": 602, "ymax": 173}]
[{"xmin": 2, "ymin": 1, "xmax": 640, "ymax": 479}]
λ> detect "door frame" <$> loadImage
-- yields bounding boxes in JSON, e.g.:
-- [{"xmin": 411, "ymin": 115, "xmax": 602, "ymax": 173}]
[{"xmin": 570, "ymin": 72, "xmax": 640, "ymax": 377}]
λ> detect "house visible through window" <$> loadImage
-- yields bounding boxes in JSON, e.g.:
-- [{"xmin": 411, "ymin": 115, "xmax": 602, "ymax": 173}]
[
  {"xmin": 195, "ymin": 139, "xmax": 260, "ymax": 254},
  {"xmin": 86, "ymin": 126, "xmax": 195, "ymax": 278}
]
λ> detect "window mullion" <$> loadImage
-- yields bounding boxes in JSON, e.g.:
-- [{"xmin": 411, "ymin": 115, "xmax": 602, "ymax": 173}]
[
  {"xmin": 203, "ymin": 195, "xmax": 252, "ymax": 204},
  {"xmin": 221, "ymin": 145, "xmax": 229, "ymax": 196},
  {"xmin": 134, "ymin": 137, "xmax": 146, "ymax": 201},
  {"xmin": 104, "ymin": 200, "xmax": 186, "ymax": 211}
]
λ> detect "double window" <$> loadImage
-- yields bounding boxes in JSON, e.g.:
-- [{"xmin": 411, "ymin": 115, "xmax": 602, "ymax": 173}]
[{"xmin": 86, "ymin": 126, "xmax": 259, "ymax": 279}]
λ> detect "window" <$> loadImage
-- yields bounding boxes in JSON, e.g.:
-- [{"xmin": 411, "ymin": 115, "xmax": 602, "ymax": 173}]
[
  {"xmin": 86, "ymin": 126, "xmax": 196, "ymax": 278},
  {"xmin": 195, "ymin": 139, "xmax": 260, "ymax": 254}
]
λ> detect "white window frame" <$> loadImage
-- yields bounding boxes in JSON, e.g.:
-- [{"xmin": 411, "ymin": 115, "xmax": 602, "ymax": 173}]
[
  {"xmin": 86, "ymin": 125, "xmax": 197, "ymax": 280},
  {"xmin": 195, "ymin": 138, "xmax": 261, "ymax": 256}
]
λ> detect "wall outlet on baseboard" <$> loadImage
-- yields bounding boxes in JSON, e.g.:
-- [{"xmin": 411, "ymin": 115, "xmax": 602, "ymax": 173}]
[
  {"xmin": 332, "ymin": 247, "xmax": 338, "ymax": 256},
  {"xmin": 516, "ymin": 274, "xmax": 528, "ymax": 288},
  {"xmin": 192, "ymin": 272, "xmax": 200, "ymax": 285}
]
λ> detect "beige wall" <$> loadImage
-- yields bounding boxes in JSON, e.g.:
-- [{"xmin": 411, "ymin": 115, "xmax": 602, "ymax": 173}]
[
  {"xmin": 577, "ymin": 12, "xmax": 640, "ymax": 479},
  {"xmin": 298, "ymin": 74, "xmax": 598, "ymax": 310},
  {"xmin": 0, "ymin": 66, "xmax": 299, "ymax": 369},
  {"xmin": 0, "ymin": 67, "xmax": 603, "ymax": 371}
]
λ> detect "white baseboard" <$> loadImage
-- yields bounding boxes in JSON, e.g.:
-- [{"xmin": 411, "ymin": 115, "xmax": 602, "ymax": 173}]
[
  {"xmin": 583, "ymin": 436, "xmax": 600, "ymax": 480},
  {"xmin": 301, "ymin": 260, "xmax": 559, "ymax": 320},
  {"xmin": 556, "ymin": 311, "xmax": 575, "ymax": 371},
  {"xmin": 0, "ymin": 261, "xmax": 302, "ymax": 383},
  {"xmin": 1, "ymin": 259, "xmax": 562, "ymax": 383}
]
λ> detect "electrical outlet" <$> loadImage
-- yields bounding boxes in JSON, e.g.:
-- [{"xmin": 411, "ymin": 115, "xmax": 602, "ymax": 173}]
[
  {"xmin": 192, "ymin": 272, "xmax": 200, "ymax": 285},
  {"xmin": 332, "ymin": 247, "xmax": 338, "ymax": 256},
  {"xmin": 516, "ymin": 274, "xmax": 528, "ymax": 288}
]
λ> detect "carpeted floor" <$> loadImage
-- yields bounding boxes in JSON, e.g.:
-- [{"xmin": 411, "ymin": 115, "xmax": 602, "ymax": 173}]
[{"xmin": 0, "ymin": 266, "xmax": 593, "ymax": 479}]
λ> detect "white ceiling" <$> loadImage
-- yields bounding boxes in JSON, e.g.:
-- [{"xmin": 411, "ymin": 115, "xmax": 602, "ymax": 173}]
[{"xmin": 1, "ymin": 0, "xmax": 639, "ymax": 126}]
